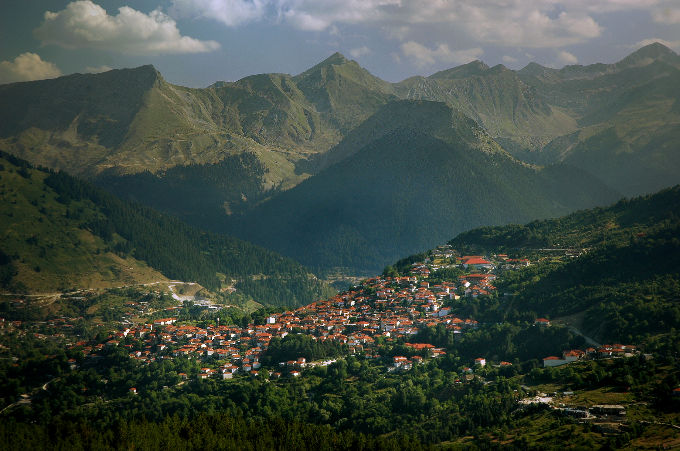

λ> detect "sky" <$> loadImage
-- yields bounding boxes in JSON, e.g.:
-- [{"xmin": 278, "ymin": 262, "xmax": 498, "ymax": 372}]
[{"xmin": 1, "ymin": 0, "xmax": 679, "ymax": 87}]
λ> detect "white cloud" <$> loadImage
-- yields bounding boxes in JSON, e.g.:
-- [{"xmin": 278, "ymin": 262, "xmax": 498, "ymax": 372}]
[
  {"xmin": 169, "ymin": 0, "xmax": 612, "ymax": 48},
  {"xmin": 631, "ymin": 38, "xmax": 680, "ymax": 52},
  {"xmin": 85, "ymin": 65, "xmax": 113, "ymax": 73},
  {"xmin": 502, "ymin": 55, "xmax": 518, "ymax": 64},
  {"xmin": 384, "ymin": 25, "xmax": 410, "ymax": 41},
  {"xmin": 0, "ymin": 53, "xmax": 62, "ymax": 84},
  {"xmin": 401, "ymin": 41, "xmax": 483, "ymax": 67},
  {"xmin": 464, "ymin": 8, "xmax": 601, "ymax": 48},
  {"xmin": 349, "ymin": 46, "xmax": 371, "ymax": 58},
  {"xmin": 34, "ymin": 1, "xmax": 219, "ymax": 55},
  {"xmin": 557, "ymin": 50, "xmax": 578, "ymax": 65}
]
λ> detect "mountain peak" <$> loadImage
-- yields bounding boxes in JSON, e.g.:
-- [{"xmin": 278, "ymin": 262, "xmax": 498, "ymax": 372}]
[
  {"xmin": 518, "ymin": 62, "xmax": 550, "ymax": 76},
  {"xmin": 294, "ymin": 52, "xmax": 354, "ymax": 80},
  {"xmin": 619, "ymin": 42, "xmax": 679, "ymax": 68},
  {"xmin": 324, "ymin": 52, "xmax": 349, "ymax": 65},
  {"xmin": 630, "ymin": 42, "xmax": 675, "ymax": 58},
  {"xmin": 429, "ymin": 60, "xmax": 490, "ymax": 80}
]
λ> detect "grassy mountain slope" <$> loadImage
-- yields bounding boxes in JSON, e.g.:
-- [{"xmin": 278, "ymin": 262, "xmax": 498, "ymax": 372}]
[
  {"xmin": 2, "ymin": 45, "xmax": 678, "ymax": 205},
  {"xmin": 293, "ymin": 52, "xmax": 397, "ymax": 134},
  {"xmin": 0, "ymin": 55, "xmax": 401, "ymax": 230},
  {"xmin": 449, "ymin": 186, "xmax": 680, "ymax": 344},
  {"xmin": 230, "ymin": 101, "xmax": 620, "ymax": 274},
  {"xmin": 1, "ymin": 45, "xmax": 679, "ymax": 278},
  {"xmin": 394, "ymin": 61, "xmax": 577, "ymax": 151},
  {"xmin": 0, "ymin": 152, "xmax": 333, "ymax": 307}
]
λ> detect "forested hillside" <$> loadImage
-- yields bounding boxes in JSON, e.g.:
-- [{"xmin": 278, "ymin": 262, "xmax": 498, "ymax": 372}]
[
  {"xmin": 230, "ymin": 101, "xmax": 620, "ymax": 274},
  {"xmin": 448, "ymin": 186, "xmax": 680, "ymax": 345},
  {"xmin": 0, "ymin": 152, "xmax": 333, "ymax": 307}
]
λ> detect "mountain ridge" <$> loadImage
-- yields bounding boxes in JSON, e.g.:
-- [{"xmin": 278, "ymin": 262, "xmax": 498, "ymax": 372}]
[
  {"xmin": 1, "ymin": 43, "xmax": 679, "ymax": 275},
  {"xmin": 229, "ymin": 101, "xmax": 620, "ymax": 274}
]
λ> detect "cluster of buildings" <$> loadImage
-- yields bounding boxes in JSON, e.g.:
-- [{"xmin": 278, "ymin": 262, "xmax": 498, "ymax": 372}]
[
  {"xmin": 88, "ymin": 270, "xmax": 485, "ymax": 378},
  {"xmin": 57, "ymin": 252, "xmax": 508, "ymax": 378},
  {"xmin": 543, "ymin": 344, "xmax": 639, "ymax": 367},
  {"xmin": 3, "ymin": 248, "xmax": 524, "ymax": 380}
]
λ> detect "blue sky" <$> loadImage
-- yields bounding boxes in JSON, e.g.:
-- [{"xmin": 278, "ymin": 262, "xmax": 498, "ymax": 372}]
[{"xmin": 1, "ymin": 0, "xmax": 679, "ymax": 86}]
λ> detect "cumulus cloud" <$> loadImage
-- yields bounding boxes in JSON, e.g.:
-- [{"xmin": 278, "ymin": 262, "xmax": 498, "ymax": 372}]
[
  {"xmin": 401, "ymin": 41, "xmax": 483, "ymax": 67},
  {"xmin": 171, "ymin": 0, "xmax": 268, "ymax": 27},
  {"xmin": 557, "ymin": 50, "xmax": 578, "ymax": 65},
  {"xmin": 502, "ymin": 55, "xmax": 519, "ymax": 64},
  {"xmin": 34, "ymin": 1, "xmax": 220, "ymax": 55},
  {"xmin": 464, "ymin": 8, "xmax": 601, "ymax": 47},
  {"xmin": 0, "ymin": 53, "xmax": 62, "ymax": 84},
  {"xmin": 349, "ymin": 46, "xmax": 371, "ymax": 58}
]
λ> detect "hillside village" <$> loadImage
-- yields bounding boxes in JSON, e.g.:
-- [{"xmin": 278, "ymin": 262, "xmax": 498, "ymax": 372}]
[{"xmin": 1, "ymin": 245, "xmax": 638, "ymax": 381}]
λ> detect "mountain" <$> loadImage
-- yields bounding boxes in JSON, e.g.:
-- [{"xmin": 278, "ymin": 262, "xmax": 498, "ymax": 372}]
[
  {"xmin": 0, "ymin": 152, "xmax": 333, "ymax": 307},
  {"xmin": 394, "ymin": 61, "xmax": 578, "ymax": 152},
  {"xmin": 292, "ymin": 52, "xmax": 396, "ymax": 134},
  {"xmin": 518, "ymin": 44, "xmax": 680, "ymax": 195},
  {"xmin": 449, "ymin": 185, "xmax": 680, "ymax": 344},
  {"xmin": 1, "ymin": 45, "xmax": 679, "ymax": 275},
  {"xmin": 228, "ymin": 100, "xmax": 620, "ymax": 274},
  {"xmin": 0, "ymin": 54, "xmax": 402, "ymax": 225}
]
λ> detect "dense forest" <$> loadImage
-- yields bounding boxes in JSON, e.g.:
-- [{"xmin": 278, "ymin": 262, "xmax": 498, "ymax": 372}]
[
  {"xmin": 95, "ymin": 152, "xmax": 271, "ymax": 230},
  {"xmin": 1, "ymin": 326, "xmax": 676, "ymax": 450}
]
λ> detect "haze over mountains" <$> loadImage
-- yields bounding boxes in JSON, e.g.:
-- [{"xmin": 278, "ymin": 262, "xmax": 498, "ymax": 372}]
[{"xmin": 1, "ymin": 43, "xmax": 679, "ymax": 275}]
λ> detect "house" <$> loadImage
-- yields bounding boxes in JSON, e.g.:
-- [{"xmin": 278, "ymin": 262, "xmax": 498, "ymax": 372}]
[
  {"xmin": 563, "ymin": 349, "xmax": 585, "ymax": 362},
  {"xmin": 543, "ymin": 356, "xmax": 568, "ymax": 367},
  {"xmin": 462, "ymin": 257, "xmax": 495, "ymax": 270},
  {"xmin": 534, "ymin": 318, "xmax": 551, "ymax": 327},
  {"xmin": 474, "ymin": 357, "xmax": 486, "ymax": 367}
]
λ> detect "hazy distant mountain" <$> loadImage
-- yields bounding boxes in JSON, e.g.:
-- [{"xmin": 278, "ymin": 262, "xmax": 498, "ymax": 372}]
[
  {"xmin": 394, "ymin": 61, "xmax": 577, "ymax": 152},
  {"xmin": 518, "ymin": 43, "xmax": 680, "ymax": 195},
  {"xmin": 228, "ymin": 101, "xmax": 620, "ymax": 274}
]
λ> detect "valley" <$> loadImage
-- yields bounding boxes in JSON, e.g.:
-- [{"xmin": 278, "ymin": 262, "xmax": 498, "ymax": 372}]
[
  {"xmin": 1, "ymin": 40, "xmax": 680, "ymax": 450},
  {"xmin": 1, "ymin": 185, "xmax": 679, "ymax": 448}
]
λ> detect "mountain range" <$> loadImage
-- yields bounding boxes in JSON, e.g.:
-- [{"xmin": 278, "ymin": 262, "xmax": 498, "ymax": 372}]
[{"xmin": 1, "ymin": 43, "xmax": 679, "ymax": 275}]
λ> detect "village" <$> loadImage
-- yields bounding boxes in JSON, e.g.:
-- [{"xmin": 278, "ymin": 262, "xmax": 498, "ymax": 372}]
[{"xmin": 0, "ymin": 245, "xmax": 639, "ymax": 382}]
